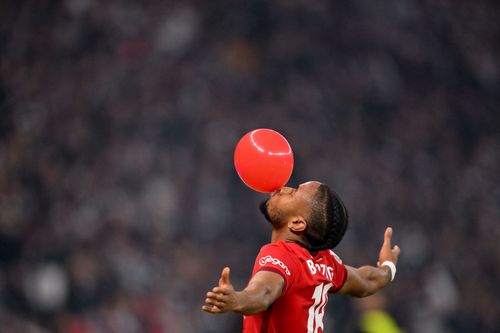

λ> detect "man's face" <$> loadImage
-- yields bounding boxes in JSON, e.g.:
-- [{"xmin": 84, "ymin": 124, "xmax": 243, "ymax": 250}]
[{"xmin": 261, "ymin": 181, "xmax": 322, "ymax": 224}]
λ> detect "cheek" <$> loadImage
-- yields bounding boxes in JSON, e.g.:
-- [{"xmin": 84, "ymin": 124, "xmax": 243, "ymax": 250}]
[{"xmin": 269, "ymin": 196, "xmax": 295, "ymax": 219}]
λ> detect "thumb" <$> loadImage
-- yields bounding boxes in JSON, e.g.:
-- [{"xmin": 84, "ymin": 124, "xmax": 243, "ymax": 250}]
[{"xmin": 219, "ymin": 267, "xmax": 231, "ymax": 287}]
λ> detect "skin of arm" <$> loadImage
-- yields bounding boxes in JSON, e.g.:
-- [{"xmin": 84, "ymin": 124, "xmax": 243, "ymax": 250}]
[
  {"xmin": 339, "ymin": 265, "xmax": 392, "ymax": 297},
  {"xmin": 203, "ymin": 227, "xmax": 400, "ymax": 313},
  {"xmin": 338, "ymin": 227, "xmax": 400, "ymax": 297},
  {"xmin": 202, "ymin": 268, "xmax": 285, "ymax": 315}
]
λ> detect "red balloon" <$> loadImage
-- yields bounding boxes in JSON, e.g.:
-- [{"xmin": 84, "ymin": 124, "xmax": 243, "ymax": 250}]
[{"xmin": 234, "ymin": 129, "xmax": 294, "ymax": 193}]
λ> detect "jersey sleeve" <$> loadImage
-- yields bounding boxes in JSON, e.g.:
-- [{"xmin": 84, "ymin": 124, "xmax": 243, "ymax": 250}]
[
  {"xmin": 327, "ymin": 249, "xmax": 347, "ymax": 293},
  {"xmin": 252, "ymin": 243, "xmax": 297, "ymax": 295}
]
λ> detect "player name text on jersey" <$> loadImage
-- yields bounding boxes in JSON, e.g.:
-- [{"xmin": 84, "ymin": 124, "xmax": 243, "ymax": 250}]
[{"xmin": 306, "ymin": 260, "xmax": 335, "ymax": 281}]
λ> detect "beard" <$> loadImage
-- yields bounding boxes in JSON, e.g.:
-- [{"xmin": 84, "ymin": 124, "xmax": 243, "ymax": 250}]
[{"xmin": 259, "ymin": 199, "xmax": 273, "ymax": 223}]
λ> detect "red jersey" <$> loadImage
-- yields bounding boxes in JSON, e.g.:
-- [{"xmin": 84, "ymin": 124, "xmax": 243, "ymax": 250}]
[{"xmin": 243, "ymin": 240, "xmax": 347, "ymax": 333}]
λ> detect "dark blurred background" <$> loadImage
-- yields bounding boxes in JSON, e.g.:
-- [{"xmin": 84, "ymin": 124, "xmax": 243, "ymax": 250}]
[{"xmin": 1, "ymin": 0, "xmax": 499, "ymax": 332}]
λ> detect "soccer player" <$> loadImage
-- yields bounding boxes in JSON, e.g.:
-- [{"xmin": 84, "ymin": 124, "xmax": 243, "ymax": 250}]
[{"xmin": 202, "ymin": 181, "xmax": 400, "ymax": 333}]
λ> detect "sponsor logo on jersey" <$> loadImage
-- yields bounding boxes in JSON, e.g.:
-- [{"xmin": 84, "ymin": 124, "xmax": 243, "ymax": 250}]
[{"xmin": 259, "ymin": 255, "xmax": 291, "ymax": 276}]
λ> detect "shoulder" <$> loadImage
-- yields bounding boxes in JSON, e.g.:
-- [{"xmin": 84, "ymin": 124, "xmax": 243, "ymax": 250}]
[
  {"xmin": 327, "ymin": 249, "xmax": 344, "ymax": 266},
  {"xmin": 258, "ymin": 241, "xmax": 296, "ymax": 257},
  {"xmin": 322, "ymin": 249, "xmax": 348, "ymax": 292},
  {"xmin": 255, "ymin": 241, "xmax": 300, "ymax": 275},
  {"xmin": 318, "ymin": 249, "xmax": 347, "ymax": 276},
  {"xmin": 260, "ymin": 240, "xmax": 292, "ymax": 250},
  {"xmin": 324, "ymin": 249, "xmax": 346, "ymax": 274}
]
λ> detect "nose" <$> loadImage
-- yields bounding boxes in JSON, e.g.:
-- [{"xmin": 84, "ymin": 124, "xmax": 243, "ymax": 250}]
[
  {"xmin": 270, "ymin": 187, "xmax": 293, "ymax": 197},
  {"xmin": 280, "ymin": 187, "xmax": 294, "ymax": 194}
]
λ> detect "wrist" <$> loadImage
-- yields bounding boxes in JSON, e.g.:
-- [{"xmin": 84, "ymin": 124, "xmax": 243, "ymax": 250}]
[
  {"xmin": 381, "ymin": 261, "xmax": 396, "ymax": 282},
  {"xmin": 233, "ymin": 291, "xmax": 246, "ymax": 313}
]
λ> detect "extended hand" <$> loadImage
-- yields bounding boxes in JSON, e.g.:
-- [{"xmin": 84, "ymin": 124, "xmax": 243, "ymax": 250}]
[
  {"xmin": 377, "ymin": 227, "xmax": 400, "ymax": 266},
  {"xmin": 202, "ymin": 267, "xmax": 240, "ymax": 314}
]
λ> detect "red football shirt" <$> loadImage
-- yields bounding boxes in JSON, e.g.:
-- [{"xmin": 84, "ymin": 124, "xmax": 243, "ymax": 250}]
[{"xmin": 243, "ymin": 240, "xmax": 347, "ymax": 333}]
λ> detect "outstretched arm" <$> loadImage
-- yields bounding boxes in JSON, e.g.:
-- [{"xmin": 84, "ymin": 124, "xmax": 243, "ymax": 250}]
[
  {"xmin": 202, "ymin": 267, "xmax": 285, "ymax": 315},
  {"xmin": 338, "ymin": 227, "xmax": 400, "ymax": 297}
]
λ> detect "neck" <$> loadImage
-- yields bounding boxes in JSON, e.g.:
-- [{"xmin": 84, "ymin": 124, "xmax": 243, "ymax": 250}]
[{"xmin": 271, "ymin": 227, "xmax": 305, "ymax": 244}]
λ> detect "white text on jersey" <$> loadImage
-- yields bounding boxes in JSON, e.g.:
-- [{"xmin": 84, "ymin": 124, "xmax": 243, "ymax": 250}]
[{"xmin": 306, "ymin": 260, "xmax": 334, "ymax": 281}]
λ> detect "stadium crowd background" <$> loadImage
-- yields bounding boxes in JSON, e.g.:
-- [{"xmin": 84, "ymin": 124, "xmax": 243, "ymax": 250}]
[{"xmin": 1, "ymin": 0, "xmax": 499, "ymax": 332}]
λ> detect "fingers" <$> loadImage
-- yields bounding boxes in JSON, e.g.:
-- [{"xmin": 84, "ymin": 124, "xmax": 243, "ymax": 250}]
[
  {"xmin": 219, "ymin": 267, "xmax": 231, "ymax": 287},
  {"xmin": 203, "ymin": 287, "xmax": 234, "ymax": 314},
  {"xmin": 213, "ymin": 286, "xmax": 230, "ymax": 294},
  {"xmin": 392, "ymin": 244, "xmax": 401, "ymax": 257},
  {"xmin": 379, "ymin": 227, "xmax": 401, "ymax": 266},
  {"xmin": 204, "ymin": 292, "xmax": 227, "ymax": 311},
  {"xmin": 383, "ymin": 227, "xmax": 393, "ymax": 248},
  {"xmin": 207, "ymin": 291, "xmax": 225, "ymax": 301},
  {"xmin": 203, "ymin": 267, "xmax": 235, "ymax": 314},
  {"xmin": 203, "ymin": 267, "xmax": 234, "ymax": 314},
  {"xmin": 202, "ymin": 304, "xmax": 223, "ymax": 313},
  {"xmin": 204, "ymin": 296, "xmax": 225, "ymax": 307}
]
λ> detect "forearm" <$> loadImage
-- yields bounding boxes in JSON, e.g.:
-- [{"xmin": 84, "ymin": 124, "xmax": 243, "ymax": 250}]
[
  {"xmin": 234, "ymin": 283, "xmax": 278, "ymax": 314},
  {"xmin": 203, "ymin": 270, "xmax": 284, "ymax": 315},
  {"xmin": 338, "ymin": 228, "xmax": 400, "ymax": 298},
  {"xmin": 354, "ymin": 265, "xmax": 391, "ymax": 297}
]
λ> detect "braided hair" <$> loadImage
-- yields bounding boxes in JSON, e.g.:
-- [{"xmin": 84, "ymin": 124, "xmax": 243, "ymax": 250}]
[
  {"xmin": 303, "ymin": 184, "xmax": 349, "ymax": 252},
  {"xmin": 259, "ymin": 184, "xmax": 349, "ymax": 251}
]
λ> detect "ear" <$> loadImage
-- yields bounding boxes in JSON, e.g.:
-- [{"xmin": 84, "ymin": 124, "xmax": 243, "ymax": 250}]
[{"xmin": 287, "ymin": 216, "xmax": 307, "ymax": 233}]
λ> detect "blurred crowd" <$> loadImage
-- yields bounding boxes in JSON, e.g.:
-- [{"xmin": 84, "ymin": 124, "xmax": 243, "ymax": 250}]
[{"xmin": 1, "ymin": 0, "xmax": 499, "ymax": 332}]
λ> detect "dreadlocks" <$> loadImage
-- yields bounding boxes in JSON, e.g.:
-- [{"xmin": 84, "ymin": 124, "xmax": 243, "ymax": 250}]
[
  {"xmin": 259, "ymin": 184, "xmax": 349, "ymax": 251},
  {"xmin": 303, "ymin": 184, "xmax": 349, "ymax": 252}
]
